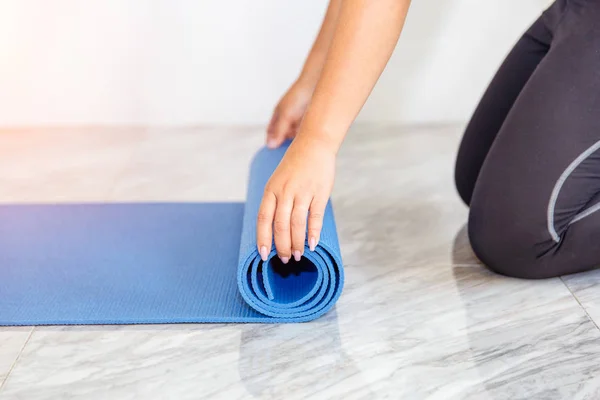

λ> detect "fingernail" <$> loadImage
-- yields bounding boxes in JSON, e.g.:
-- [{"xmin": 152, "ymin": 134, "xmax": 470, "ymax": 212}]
[
  {"xmin": 266, "ymin": 139, "xmax": 277, "ymax": 149},
  {"xmin": 293, "ymin": 250, "xmax": 301, "ymax": 262},
  {"xmin": 260, "ymin": 246, "xmax": 268, "ymax": 261},
  {"xmin": 309, "ymin": 237, "xmax": 317, "ymax": 251},
  {"xmin": 280, "ymin": 256, "xmax": 289, "ymax": 264}
]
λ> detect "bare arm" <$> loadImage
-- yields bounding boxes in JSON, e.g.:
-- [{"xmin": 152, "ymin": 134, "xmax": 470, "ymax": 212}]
[
  {"xmin": 258, "ymin": 0, "xmax": 412, "ymax": 263},
  {"xmin": 297, "ymin": 0, "xmax": 343, "ymax": 89},
  {"xmin": 299, "ymin": 0, "xmax": 412, "ymax": 152},
  {"xmin": 266, "ymin": 0, "xmax": 342, "ymax": 148}
]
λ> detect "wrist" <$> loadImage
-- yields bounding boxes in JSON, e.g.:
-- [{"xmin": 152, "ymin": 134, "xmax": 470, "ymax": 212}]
[
  {"xmin": 296, "ymin": 70, "xmax": 321, "ymax": 92},
  {"xmin": 295, "ymin": 124, "xmax": 343, "ymax": 156}
]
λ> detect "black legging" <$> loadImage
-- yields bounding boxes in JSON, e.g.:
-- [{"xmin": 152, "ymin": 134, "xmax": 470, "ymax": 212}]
[{"xmin": 455, "ymin": 0, "xmax": 600, "ymax": 279}]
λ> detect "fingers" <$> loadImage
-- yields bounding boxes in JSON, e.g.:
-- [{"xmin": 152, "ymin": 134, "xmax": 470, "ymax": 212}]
[
  {"xmin": 307, "ymin": 196, "xmax": 327, "ymax": 251},
  {"xmin": 273, "ymin": 193, "xmax": 325, "ymax": 263},
  {"xmin": 272, "ymin": 192, "xmax": 294, "ymax": 263},
  {"xmin": 260, "ymin": 179, "xmax": 327, "ymax": 264},
  {"xmin": 261, "ymin": 191, "xmax": 326, "ymax": 263},
  {"xmin": 256, "ymin": 191, "xmax": 276, "ymax": 261},
  {"xmin": 267, "ymin": 110, "xmax": 293, "ymax": 149},
  {"xmin": 290, "ymin": 197, "xmax": 310, "ymax": 261}
]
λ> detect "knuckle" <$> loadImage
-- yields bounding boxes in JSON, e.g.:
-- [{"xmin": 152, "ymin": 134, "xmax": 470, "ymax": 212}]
[
  {"xmin": 273, "ymin": 220, "xmax": 289, "ymax": 234},
  {"xmin": 257, "ymin": 211, "xmax": 271, "ymax": 223},
  {"xmin": 282, "ymin": 179, "xmax": 300, "ymax": 192},
  {"xmin": 309, "ymin": 212, "xmax": 324, "ymax": 221},
  {"xmin": 280, "ymin": 184, "xmax": 293, "ymax": 198},
  {"xmin": 264, "ymin": 183, "xmax": 275, "ymax": 194},
  {"xmin": 294, "ymin": 200, "xmax": 310, "ymax": 211},
  {"xmin": 291, "ymin": 215, "xmax": 306, "ymax": 228}
]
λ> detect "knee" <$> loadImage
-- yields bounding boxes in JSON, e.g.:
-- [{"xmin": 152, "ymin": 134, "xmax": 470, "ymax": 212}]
[
  {"xmin": 454, "ymin": 154, "xmax": 475, "ymax": 207},
  {"xmin": 467, "ymin": 203, "xmax": 556, "ymax": 280},
  {"xmin": 454, "ymin": 170, "xmax": 473, "ymax": 206}
]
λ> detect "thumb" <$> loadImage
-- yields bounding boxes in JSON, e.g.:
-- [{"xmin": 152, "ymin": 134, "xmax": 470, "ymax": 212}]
[
  {"xmin": 267, "ymin": 112, "xmax": 292, "ymax": 149},
  {"xmin": 266, "ymin": 108, "xmax": 280, "ymax": 139}
]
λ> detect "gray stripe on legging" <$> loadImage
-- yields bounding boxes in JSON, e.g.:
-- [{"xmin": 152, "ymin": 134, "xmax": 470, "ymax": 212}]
[
  {"xmin": 548, "ymin": 140, "xmax": 600, "ymax": 242},
  {"xmin": 570, "ymin": 202, "xmax": 600, "ymax": 225}
]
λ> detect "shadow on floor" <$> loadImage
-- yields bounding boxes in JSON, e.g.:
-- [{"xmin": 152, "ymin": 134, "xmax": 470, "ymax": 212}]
[
  {"xmin": 237, "ymin": 310, "xmax": 372, "ymax": 399},
  {"xmin": 450, "ymin": 225, "xmax": 587, "ymax": 399},
  {"xmin": 451, "ymin": 224, "xmax": 505, "ymax": 399}
]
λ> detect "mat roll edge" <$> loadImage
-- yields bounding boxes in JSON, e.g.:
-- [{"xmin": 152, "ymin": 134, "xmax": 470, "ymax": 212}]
[{"xmin": 236, "ymin": 144, "xmax": 345, "ymax": 322}]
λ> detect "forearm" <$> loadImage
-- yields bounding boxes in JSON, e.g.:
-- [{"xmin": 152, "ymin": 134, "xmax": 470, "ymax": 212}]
[
  {"xmin": 298, "ymin": 0, "xmax": 412, "ymax": 153},
  {"xmin": 297, "ymin": 0, "xmax": 343, "ymax": 89}
]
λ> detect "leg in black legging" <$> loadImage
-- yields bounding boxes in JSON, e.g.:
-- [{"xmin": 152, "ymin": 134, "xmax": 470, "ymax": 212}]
[
  {"xmin": 466, "ymin": 1, "xmax": 600, "ymax": 279},
  {"xmin": 454, "ymin": 5, "xmax": 561, "ymax": 205}
]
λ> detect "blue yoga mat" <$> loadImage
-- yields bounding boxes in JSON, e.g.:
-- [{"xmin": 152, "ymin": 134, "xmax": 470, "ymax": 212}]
[{"xmin": 0, "ymin": 143, "xmax": 344, "ymax": 325}]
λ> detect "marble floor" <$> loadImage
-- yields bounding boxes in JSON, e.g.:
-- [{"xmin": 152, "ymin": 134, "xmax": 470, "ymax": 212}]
[{"xmin": 1, "ymin": 124, "xmax": 600, "ymax": 399}]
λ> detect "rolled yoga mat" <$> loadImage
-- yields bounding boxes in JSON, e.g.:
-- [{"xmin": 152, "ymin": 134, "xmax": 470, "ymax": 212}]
[{"xmin": 0, "ymin": 143, "xmax": 344, "ymax": 325}]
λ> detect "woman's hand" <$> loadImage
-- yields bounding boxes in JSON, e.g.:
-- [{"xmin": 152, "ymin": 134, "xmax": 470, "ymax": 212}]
[
  {"xmin": 258, "ymin": 0, "xmax": 410, "ymax": 264},
  {"xmin": 257, "ymin": 136, "xmax": 336, "ymax": 263},
  {"xmin": 266, "ymin": 80, "xmax": 314, "ymax": 149}
]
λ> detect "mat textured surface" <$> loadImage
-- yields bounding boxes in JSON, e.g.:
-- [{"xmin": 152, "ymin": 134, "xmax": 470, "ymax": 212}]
[{"xmin": 0, "ymin": 143, "xmax": 344, "ymax": 325}]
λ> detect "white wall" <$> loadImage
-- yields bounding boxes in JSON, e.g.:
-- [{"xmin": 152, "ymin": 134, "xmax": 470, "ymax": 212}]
[{"xmin": 0, "ymin": 0, "xmax": 551, "ymax": 127}]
